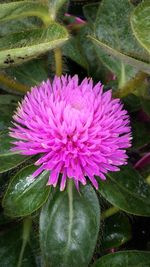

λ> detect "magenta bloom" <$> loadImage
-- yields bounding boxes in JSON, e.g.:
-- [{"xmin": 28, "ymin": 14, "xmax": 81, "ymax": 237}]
[{"xmin": 10, "ymin": 75, "xmax": 131, "ymax": 190}]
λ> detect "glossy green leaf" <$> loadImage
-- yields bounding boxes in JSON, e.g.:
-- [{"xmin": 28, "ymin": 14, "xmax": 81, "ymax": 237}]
[
  {"xmin": 0, "ymin": 224, "xmax": 36, "ymax": 267},
  {"xmin": 0, "ymin": 1, "xmax": 51, "ymax": 26},
  {"xmin": 40, "ymin": 182, "xmax": 100, "ymax": 267},
  {"xmin": 2, "ymin": 164, "xmax": 50, "ymax": 217},
  {"xmin": 0, "ymin": 23, "xmax": 69, "ymax": 68},
  {"xmin": 101, "ymin": 213, "xmax": 132, "ymax": 250},
  {"xmin": 0, "ymin": 133, "xmax": 28, "ymax": 173},
  {"xmin": 92, "ymin": 251, "xmax": 150, "ymax": 267},
  {"xmin": 131, "ymin": 1, "xmax": 150, "ymax": 53},
  {"xmin": 90, "ymin": 0, "xmax": 150, "ymax": 74},
  {"xmin": 98, "ymin": 165, "xmax": 150, "ymax": 216}
]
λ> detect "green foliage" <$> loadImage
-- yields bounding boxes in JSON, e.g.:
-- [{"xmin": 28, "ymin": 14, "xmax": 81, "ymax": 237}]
[
  {"xmin": 98, "ymin": 165, "xmax": 150, "ymax": 216},
  {"xmin": 89, "ymin": 0, "xmax": 150, "ymax": 75},
  {"xmin": 83, "ymin": 3, "xmax": 138, "ymax": 87},
  {"xmin": 131, "ymin": 116, "xmax": 150, "ymax": 148},
  {"xmin": 5, "ymin": 58, "xmax": 48, "ymax": 87},
  {"xmin": 0, "ymin": 0, "xmax": 150, "ymax": 266},
  {"xmin": 40, "ymin": 182, "xmax": 100, "ymax": 267},
  {"xmin": 92, "ymin": 251, "xmax": 150, "ymax": 267},
  {"xmin": 2, "ymin": 165, "xmax": 50, "ymax": 217},
  {"xmin": 101, "ymin": 213, "xmax": 132, "ymax": 250},
  {"xmin": 131, "ymin": 0, "xmax": 150, "ymax": 53},
  {"xmin": 0, "ymin": 95, "xmax": 20, "ymax": 129},
  {"xmin": 48, "ymin": 0, "xmax": 69, "ymax": 20},
  {"xmin": 0, "ymin": 132, "xmax": 28, "ymax": 173},
  {"xmin": 0, "ymin": 23, "xmax": 68, "ymax": 68},
  {"xmin": 0, "ymin": 1, "xmax": 51, "ymax": 26},
  {"xmin": 0, "ymin": 224, "xmax": 36, "ymax": 267}
]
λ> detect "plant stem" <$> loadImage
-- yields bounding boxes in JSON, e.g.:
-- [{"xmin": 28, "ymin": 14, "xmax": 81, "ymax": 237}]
[
  {"xmin": 118, "ymin": 62, "xmax": 126, "ymax": 89},
  {"xmin": 114, "ymin": 72, "xmax": 149, "ymax": 98},
  {"xmin": 0, "ymin": 72, "xmax": 29, "ymax": 94},
  {"xmin": 54, "ymin": 48, "xmax": 63, "ymax": 76},
  {"xmin": 146, "ymin": 175, "xmax": 150, "ymax": 185},
  {"xmin": 17, "ymin": 217, "xmax": 32, "ymax": 267},
  {"xmin": 101, "ymin": 206, "xmax": 120, "ymax": 220}
]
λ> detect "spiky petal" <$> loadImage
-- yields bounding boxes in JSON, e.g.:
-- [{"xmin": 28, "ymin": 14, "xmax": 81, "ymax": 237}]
[{"xmin": 10, "ymin": 75, "xmax": 131, "ymax": 190}]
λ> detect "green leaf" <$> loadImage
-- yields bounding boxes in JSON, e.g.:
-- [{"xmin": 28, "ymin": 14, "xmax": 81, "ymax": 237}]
[
  {"xmin": 0, "ymin": 224, "xmax": 36, "ymax": 267},
  {"xmin": 0, "ymin": 23, "xmax": 69, "ymax": 68},
  {"xmin": 90, "ymin": 0, "xmax": 150, "ymax": 74},
  {"xmin": 5, "ymin": 58, "xmax": 48, "ymax": 88},
  {"xmin": 0, "ymin": 133, "xmax": 28, "ymax": 173},
  {"xmin": 0, "ymin": 95, "xmax": 20, "ymax": 130},
  {"xmin": 131, "ymin": 117, "xmax": 150, "ymax": 148},
  {"xmin": 78, "ymin": 26, "xmax": 109, "ymax": 83},
  {"xmin": 63, "ymin": 37, "xmax": 88, "ymax": 69},
  {"xmin": 131, "ymin": 0, "xmax": 150, "ymax": 53},
  {"xmin": 123, "ymin": 94, "xmax": 141, "ymax": 112},
  {"xmin": 0, "ymin": 1, "xmax": 51, "ymax": 26},
  {"xmin": 101, "ymin": 213, "xmax": 132, "ymax": 250},
  {"xmin": 92, "ymin": 251, "xmax": 150, "ymax": 267},
  {"xmin": 94, "ymin": 45, "xmax": 137, "ymax": 87},
  {"xmin": 141, "ymin": 98, "xmax": 150, "ymax": 117},
  {"xmin": 83, "ymin": 3, "xmax": 99, "ymax": 25},
  {"xmin": 83, "ymin": 3, "xmax": 137, "ymax": 87},
  {"xmin": 0, "ymin": 17, "xmax": 41, "ymax": 37},
  {"xmin": 0, "ymin": 94, "xmax": 20, "ymax": 105},
  {"xmin": 98, "ymin": 165, "xmax": 150, "ymax": 216},
  {"xmin": 40, "ymin": 182, "xmax": 100, "ymax": 267},
  {"xmin": 2, "ymin": 164, "xmax": 50, "ymax": 217},
  {"xmin": 48, "ymin": 0, "xmax": 69, "ymax": 20}
]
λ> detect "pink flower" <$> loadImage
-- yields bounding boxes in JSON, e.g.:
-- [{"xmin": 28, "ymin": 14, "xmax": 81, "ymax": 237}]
[{"xmin": 10, "ymin": 75, "xmax": 131, "ymax": 190}]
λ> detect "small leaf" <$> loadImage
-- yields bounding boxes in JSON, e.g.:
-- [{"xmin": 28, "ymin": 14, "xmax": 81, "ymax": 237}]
[
  {"xmin": 0, "ymin": 133, "xmax": 28, "ymax": 173},
  {"xmin": 40, "ymin": 182, "xmax": 100, "ymax": 267},
  {"xmin": 98, "ymin": 165, "xmax": 150, "ymax": 216},
  {"xmin": 0, "ymin": 1, "xmax": 51, "ymax": 26},
  {"xmin": 2, "ymin": 164, "xmax": 50, "ymax": 217},
  {"xmin": 131, "ymin": 0, "xmax": 150, "ymax": 53},
  {"xmin": 101, "ymin": 213, "xmax": 132, "ymax": 250},
  {"xmin": 0, "ymin": 23, "xmax": 69, "ymax": 68},
  {"xmin": 92, "ymin": 251, "xmax": 150, "ymax": 267}
]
